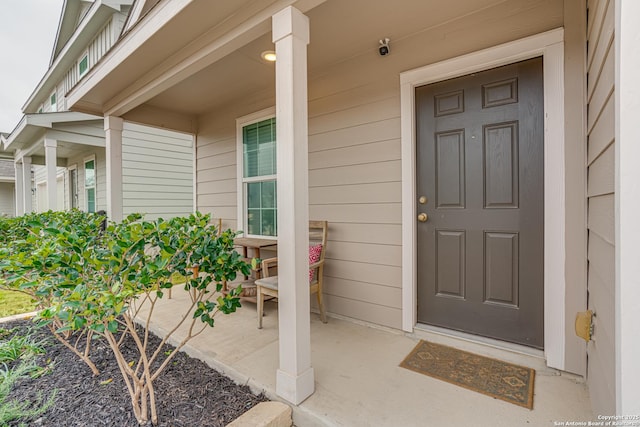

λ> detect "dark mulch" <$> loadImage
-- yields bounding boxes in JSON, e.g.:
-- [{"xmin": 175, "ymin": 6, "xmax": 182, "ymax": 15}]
[{"xmin": 2, "ymin": 319, "xmax": 268, "ymax": 427}]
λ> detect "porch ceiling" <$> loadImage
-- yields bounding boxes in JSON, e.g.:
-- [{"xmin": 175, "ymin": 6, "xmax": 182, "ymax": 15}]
[
  {"xmin": 68, "ymin": 0, "xmax": 511, "ymax": 121},
  {"xmin": 22, "ymin": 140, "xmax": 102, "ymax": 162}
]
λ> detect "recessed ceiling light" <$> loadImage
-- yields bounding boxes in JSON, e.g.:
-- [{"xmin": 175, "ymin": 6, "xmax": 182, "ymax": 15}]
[{"xmin": 261, "ymin": 50, "xmax": 276, "ymax": 62}]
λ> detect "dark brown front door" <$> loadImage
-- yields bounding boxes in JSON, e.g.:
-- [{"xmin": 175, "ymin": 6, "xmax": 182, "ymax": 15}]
[{"xmin": 416, "ymin": 57, "xmax": 544, "ymax": 349}]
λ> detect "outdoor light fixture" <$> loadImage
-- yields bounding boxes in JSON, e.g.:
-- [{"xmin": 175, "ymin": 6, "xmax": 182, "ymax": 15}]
[{"xmin": 261, "ymin": 50, "xmax": 276, "ymax": 62}]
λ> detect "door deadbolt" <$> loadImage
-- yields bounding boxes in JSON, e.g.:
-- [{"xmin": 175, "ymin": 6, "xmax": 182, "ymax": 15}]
[
  {"xmin": 417, "ymin": 213, "xmax": 428, "ymax": 222},
  {"xmin": 419, "ymin": 196, "xmax": 427, "ymax": 204}
]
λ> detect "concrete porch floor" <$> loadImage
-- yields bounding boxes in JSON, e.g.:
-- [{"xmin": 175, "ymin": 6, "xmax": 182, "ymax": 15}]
[{"xmin": 145, "ymin": 288, "xmax": 593, "ymax": 426}]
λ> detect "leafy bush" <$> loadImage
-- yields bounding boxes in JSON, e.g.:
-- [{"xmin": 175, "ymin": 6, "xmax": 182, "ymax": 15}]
[
  {"xmin": 1, "ymin": 210, "xmax": 105, "ymax": 375},
  {"xmin": 1, "ymin": 210, "xmax": 251, "ymax": 425}
]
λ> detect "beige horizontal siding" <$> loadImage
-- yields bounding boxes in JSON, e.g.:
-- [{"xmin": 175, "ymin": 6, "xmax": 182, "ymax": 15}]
[
  {"xmin": 121, "ymin": 123, "xmax": 194, "ymax": 220},
  {"xmin": 324, "ymin": 259, "xmax": 401, "ymax": 288},
  {"xmin": 323, "ymin": 278, "xmax": 401, "ymax": 305},
  {"xmin": 587, "ymin": 47, "xmax": 614, "ymax": 131},
  {"xmin": 309, "ymin": 117, "xmax": 400, "ymax": 153},
  {"xmin": 587, "ymin": 96, "xmax": 615, "ymax": 164},
  {"xmin": 310, "ymin": 204, "xmax": 401, "ymax": 225},
  {"xmin": 586, "ymin": 0, "xmax": 616, "ymax": 415},
  {"xmin": 587, "ymin": 144, "xmax": 614, "ymax": 197},
  {"xmin": 319, "ymin": 294, "xmax": 401, "ymax": 329},
  {"xmin": 328, "ymin": 223, "xmax": 402, "ymax": 246},
  {"xmin": 588, "ymin": 194, "xmax": 614, "ymax": 244},
  {"xmin": 309, "ymin": 182, "xmax": 401, "ymax": 205},
  {"xmin": 309, "ymin": 160, "xmax": 401, "ymax": 187},
  {"xmin": 195, "ymin": 124, "xmax": 237, "ymax": 226}
]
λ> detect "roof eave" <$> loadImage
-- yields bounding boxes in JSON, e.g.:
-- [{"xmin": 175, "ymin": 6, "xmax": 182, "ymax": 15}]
[{"xmin": 4, "ymin": 112, "xmax": 102, "ymax": 151}]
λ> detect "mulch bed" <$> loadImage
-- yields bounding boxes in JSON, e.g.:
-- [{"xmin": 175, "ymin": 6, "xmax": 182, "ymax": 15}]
[{"xmin": 2, "ymin": 319, "xmax": 268, "ymax": 426}]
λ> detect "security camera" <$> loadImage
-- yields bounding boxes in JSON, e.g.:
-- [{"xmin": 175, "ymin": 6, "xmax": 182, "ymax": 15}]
[{"xmin": 378, "ymin": 38, "xmax": 390, "ymax": 56}]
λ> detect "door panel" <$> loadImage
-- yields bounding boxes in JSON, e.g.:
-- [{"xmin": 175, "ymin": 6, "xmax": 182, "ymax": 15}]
[
  {"xmin": 435, "ymin": 130, "xmax": 465, "ymax": 208},
  {"xmin": 416, "ymin": 57, "xmax": 544, "ymax": 348}
]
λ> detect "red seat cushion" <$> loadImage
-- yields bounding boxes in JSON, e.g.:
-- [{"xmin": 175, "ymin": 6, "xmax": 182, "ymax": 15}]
[{"xmin": 309, "ymin": 244, "xmax": 323, "ymax": 282}]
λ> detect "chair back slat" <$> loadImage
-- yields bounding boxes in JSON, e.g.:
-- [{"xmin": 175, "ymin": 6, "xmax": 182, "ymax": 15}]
[{"xmin": 309, "ymin": 220, "xmax": 328, "ymax": 259}]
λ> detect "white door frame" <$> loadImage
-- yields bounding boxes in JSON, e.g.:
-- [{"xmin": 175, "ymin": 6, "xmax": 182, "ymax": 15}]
[
  {"xmin": 400, "ymin": 28, "xmax": 566, "ymax": 370},
  {"xmin": 68, "ymin": 164, "xmax": 78, "ymax": 210}
]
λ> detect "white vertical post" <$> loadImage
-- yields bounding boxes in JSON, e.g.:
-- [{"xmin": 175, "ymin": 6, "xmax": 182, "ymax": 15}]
[
  {"xmin": 21, "ymin": 156, "xmax": 32, "ymax": 214},
  {"xmin": 272, "ymin": 6, "xmax": 314, "ymax": 405},
  {"xmin": 14, "ymin": 161, "xmax": 24, "ymax": 216},
  {"xmin": 44, "ymin": 138, "xmax": 58, "ymax": 211},
  {"xmin": 615, "ymin": 0, "xmax": 640, "ymax": 416},
  {"xmin": 104, "ymin": 116, "xmax": 124, "ymax": 222}
]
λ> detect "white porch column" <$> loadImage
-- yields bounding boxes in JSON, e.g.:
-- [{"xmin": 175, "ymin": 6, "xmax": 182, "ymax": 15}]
[
  {"xmin": 14, "ymin": 161, "xmax": 24, "ymax": 216},
  {"xmin": 21, "ymin": 156, "xmax": 32, "ymax": 214},
  {"xmin": 44, "ymin": 138, "xmax": 58, "ymax": 211},
  {"xmin": 104, "ymin": 116, "xmax": 124, "ymax": 222},
  {"xmin": 272, "ymin": 6, "xmax": 314, "ymax": 405},
  {"xmin": 615, "ymin": 0, "xmax": 640, "ymax": 416}
]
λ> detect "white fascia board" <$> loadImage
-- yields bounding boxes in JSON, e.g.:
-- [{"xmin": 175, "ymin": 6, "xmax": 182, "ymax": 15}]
[
  {"xmin": 4, "ymin": 116, "xmax": 29, "ymax": 150},
  {"xmin": 0, "ymin": 133, "xmax": 10, "ymax": 151},
  {"xmin": 22, "ymin": 0, "xmax": 119, "ymax": 113}
]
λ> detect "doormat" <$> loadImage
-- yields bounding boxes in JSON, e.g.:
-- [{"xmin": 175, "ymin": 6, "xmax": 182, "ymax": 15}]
[{"xmin": 400, "ymin": 340, "xmax": 535, "ymax": 409}]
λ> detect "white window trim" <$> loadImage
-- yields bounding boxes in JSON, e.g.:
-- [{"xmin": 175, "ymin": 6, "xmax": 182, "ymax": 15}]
[
  {"xmin": 68, "ymin": 164, "xmax": 78, "ymax": 210},
  {"xmin": 78, "ymin": 52, "xmax": 89, "ymax": 77},
  {"xmin": 400, "ymin": 28, "xmax": 566, "ymax": 369},
  {"xmin": 83, "ymin": 155, "xmax": 96, "ymax": 213},
  {"xmin": 236, "ymin": 106, "xmax": 276, "ymax": 238},
  {"xmin": 50, "ymin": 90, "xmax": 57, "ymax": 113}
]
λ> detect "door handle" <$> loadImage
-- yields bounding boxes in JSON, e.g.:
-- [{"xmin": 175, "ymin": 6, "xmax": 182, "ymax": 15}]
[{"xmin": 417, "ymin": 213, "xmax": 428, "ymax": 222}]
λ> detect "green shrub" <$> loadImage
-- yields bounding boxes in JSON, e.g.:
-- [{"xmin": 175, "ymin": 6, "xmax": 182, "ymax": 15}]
[{"xmin": 1, "ymin": 210, "xmax": 251, "ymax": 425}]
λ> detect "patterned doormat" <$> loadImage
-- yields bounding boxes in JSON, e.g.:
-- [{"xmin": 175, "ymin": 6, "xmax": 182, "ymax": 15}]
[{"xmin": 400, "ymin": 340, "xmax": 535, "ymax": 409}]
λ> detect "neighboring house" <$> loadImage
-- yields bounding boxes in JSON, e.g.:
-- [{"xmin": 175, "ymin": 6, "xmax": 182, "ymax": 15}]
[
  {"xmin": 61, "ymin": 0, "xmax": 639, "ymax": 417},
  {"xmin": 1, "ymin": 0, "xmax": 194, "ymax": 220},
  {"xmin": 0, "ymin": 148, "xmax": 16, "ymax": 217}
]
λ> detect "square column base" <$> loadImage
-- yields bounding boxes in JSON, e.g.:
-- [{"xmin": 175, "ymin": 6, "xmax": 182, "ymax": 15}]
[{"xmin": 276, "ymin": 367, "xmax": 315, "ymax": 405}]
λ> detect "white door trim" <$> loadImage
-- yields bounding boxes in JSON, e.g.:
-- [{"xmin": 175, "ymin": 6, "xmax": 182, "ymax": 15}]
[{"xmin": 400, "ymin": 28, "xmax": 566, "ymax": 370}]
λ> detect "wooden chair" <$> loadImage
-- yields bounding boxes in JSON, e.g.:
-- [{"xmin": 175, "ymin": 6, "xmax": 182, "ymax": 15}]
[{"xmin": 255, "ymin": 220, "xmax": 329, "ymax": 329}]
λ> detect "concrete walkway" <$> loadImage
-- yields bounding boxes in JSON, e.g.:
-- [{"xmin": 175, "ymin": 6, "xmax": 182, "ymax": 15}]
[{"xmin": 145, "ymin": 288, "xmax": 593, "ymax": 427}]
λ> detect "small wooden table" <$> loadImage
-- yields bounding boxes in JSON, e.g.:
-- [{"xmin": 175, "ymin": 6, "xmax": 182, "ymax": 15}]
[
  {"xmin": 234, "ymin": 237, "xmax": 278, "ymax": 277},
  {"xmin": 228, "ymin": 237, "xmax": 277, "ymax": 302}
]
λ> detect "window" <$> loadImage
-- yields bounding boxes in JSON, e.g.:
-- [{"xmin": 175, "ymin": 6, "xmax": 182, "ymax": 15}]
[
  {"xmin": 78, "ymin": 54, "xmax": 88, "ymax": 76},
  {"xmin": 84, "ymin": 157, "xmax": 96, "ymax": 213},
  {"xmin": 50, "ymin": 92, "xmax": 57, "ymax": 112},
  {"xmin": 237, "ymin": 111, "xmax": 277, "ymax": 237}
]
